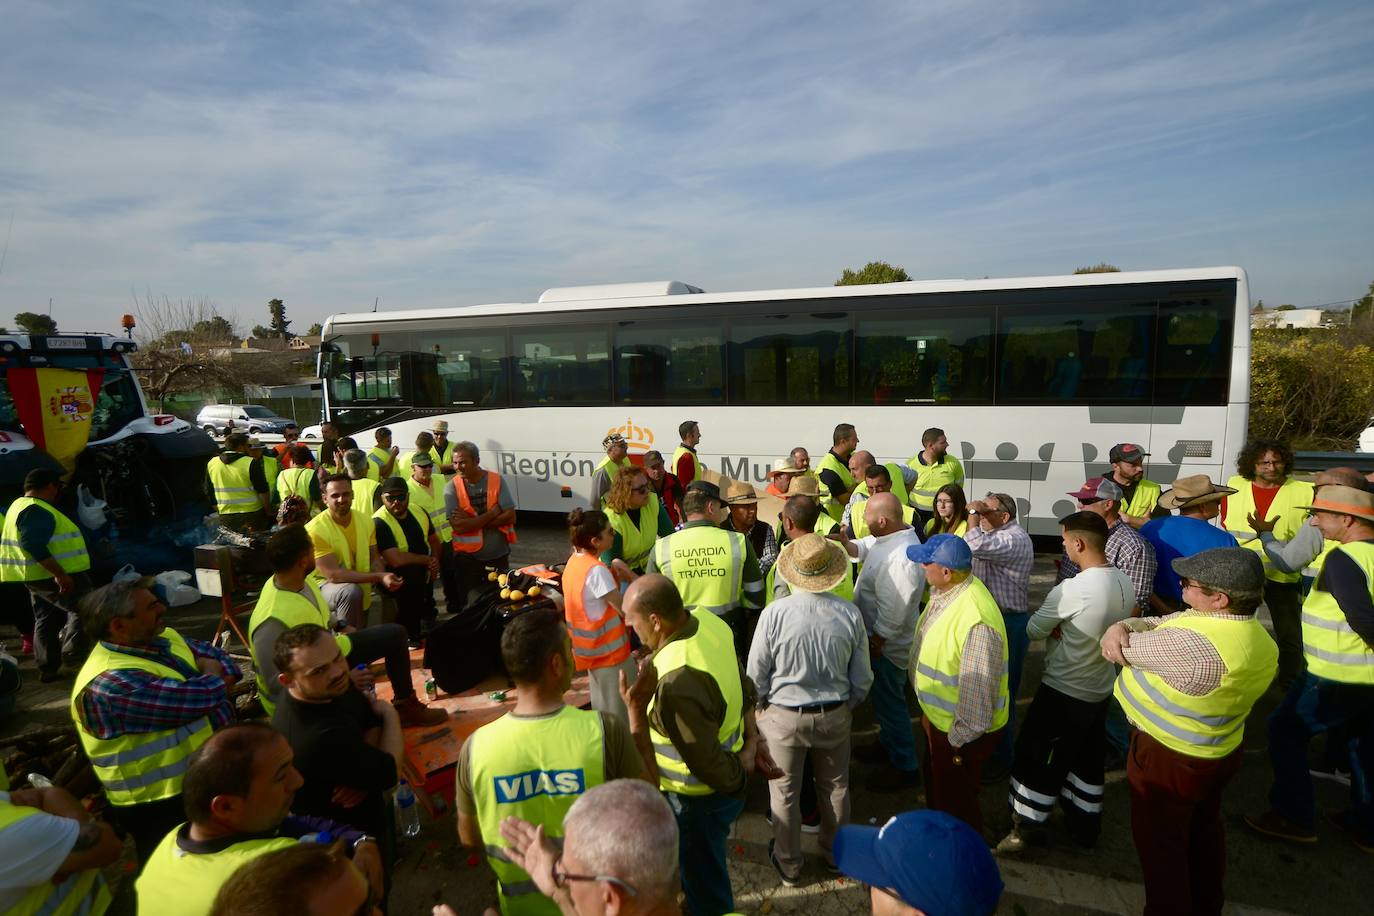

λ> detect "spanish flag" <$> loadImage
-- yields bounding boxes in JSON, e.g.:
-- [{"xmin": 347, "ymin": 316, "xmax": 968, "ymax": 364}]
[{"xmin": 7, "ymin": 367, "xmax": 105, "ymax": 476}]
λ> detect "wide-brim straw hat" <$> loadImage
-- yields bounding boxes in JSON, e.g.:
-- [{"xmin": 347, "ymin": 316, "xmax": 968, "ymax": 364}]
[
  {"xmin": 777, "ymin": 533, "xmax": 849, "ymax": 593},
  {"xmin": 722, "ymin": 479, "xmax": 758, "ymax": 505},
  {"xmin": 784, "ymin": 476, "xmax": 822, "ymax": 499},
  {"xmin": 769, "ymin": 458, "xmax": 802, "ymax": 477},
  {"xmin": 1301, "ymin": 485, "xmax": 1374, "ymax": 524},
  {"xmin": 1158, "ymin": 474, "xmax": 1237, "ymax": 510}
]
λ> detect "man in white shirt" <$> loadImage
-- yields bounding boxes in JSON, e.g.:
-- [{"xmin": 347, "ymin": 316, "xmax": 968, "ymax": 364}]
[
  {"xmin": 0, "ymin": 782, "xmax": 121, "ymax": 914},
  {"xmin": 1002, "ymin": 511, "xmax": 1134, "ymax": 851},
  {"xmin": 846, "ymin": 493, "xmax": 925, "ymax": 793}
]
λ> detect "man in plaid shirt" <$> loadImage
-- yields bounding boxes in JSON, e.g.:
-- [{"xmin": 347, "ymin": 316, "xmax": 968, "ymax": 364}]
[
  {"xmin": 964, "ymin": 492, "xmax": 1035, "ymax": 773},
  {"xmin": 1060, "ymin": 478, "xmax": 1158, "ymax": 614},
  {"xmin": 71, "ymin": 579, "xmax": 241, "ymax": 868}
]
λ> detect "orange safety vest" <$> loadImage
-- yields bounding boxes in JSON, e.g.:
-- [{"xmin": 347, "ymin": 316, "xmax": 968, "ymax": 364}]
[
  {"xmin": 451, "ymin": 470, "xmax": 517, "ymax": 553},
  {"xmin": 562, "ymin": 551, "xmax": 632, "ymax": 672}
]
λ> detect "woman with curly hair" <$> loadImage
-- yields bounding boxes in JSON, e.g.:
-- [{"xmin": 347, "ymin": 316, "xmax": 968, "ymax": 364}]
[{"xmin": 1221, "ymin": 436, "xmax": 1311, "ymax": 687}]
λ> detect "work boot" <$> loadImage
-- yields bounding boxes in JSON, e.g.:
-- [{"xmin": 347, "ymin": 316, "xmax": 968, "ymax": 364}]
[
  {"xmin": 1242, "ymin": 810, "xmax": 1317, "ymax": 844},
  {"xmin": 394, "ymin": 695, "xmax": 448, "ymax": 727}
]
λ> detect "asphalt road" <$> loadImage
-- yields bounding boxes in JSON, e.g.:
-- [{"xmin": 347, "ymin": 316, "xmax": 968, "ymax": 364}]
[{"xmin": 3, "ymin": 513, "xmax": 1366, "ymax": 915}]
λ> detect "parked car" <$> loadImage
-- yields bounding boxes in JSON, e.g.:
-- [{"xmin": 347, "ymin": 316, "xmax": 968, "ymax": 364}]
[
  {"xmin": 196, "ymin": 404, "xmax": 297, "ymax": 435},
  {"xmin": 1360, "ymin": 420, "xmax": 1374, "ymax": 454}
]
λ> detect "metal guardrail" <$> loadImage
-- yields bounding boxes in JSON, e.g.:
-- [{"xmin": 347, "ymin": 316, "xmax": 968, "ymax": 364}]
[{"xmin": 1293, "ymin": 451, "xmax": 1374, "ymax": 474}]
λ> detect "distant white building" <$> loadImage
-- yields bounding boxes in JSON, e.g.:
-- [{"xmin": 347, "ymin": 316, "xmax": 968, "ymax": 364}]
[{"xmin": 1252, "ymin": 308, "xmax": 1326, "ymax": 330}]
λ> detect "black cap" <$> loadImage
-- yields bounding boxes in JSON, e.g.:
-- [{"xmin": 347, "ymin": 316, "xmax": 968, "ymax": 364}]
[
  {"xmin": 686, "ymin": 480, "xmax": 721, "ymax": 501},
  {"xmin": 1109, "ymin": 443, "xmax": 1150, "ymax": 463},
  {"xmin": 380, "ymin": 476, "xmax": 409, "ymax": 495}
]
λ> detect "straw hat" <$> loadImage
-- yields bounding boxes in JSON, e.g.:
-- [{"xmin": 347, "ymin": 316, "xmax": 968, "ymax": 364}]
[
  {"xmin": 784, "ymin": 476, "xmax": 822, "ymax": 499},
  {"xmin": 776, "ymin": 534, "xmax": 849, "ymax": 593},
  {"xmin": 1301, "ymin": 485, "xmax": 1374, "ymax": 524},
  {"xmin": 432, "ymin": 420, "xmax": 449, "ymax": 433},
  {"xmin": 768, "ymin": 458, "xmax": 802, "ymax": 477},
  {"xmin": 1158, "ymin": 474, "xmax": 1237, "ymax": 510},
  {"xmin": 722, "ymin": 479, "xmax": 758, "ymax": 505}
]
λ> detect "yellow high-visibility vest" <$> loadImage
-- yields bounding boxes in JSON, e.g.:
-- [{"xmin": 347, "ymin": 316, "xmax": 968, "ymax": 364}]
[
  {"xmin": 905, "ymin": 453, "xmax": 965, "ymax": 512},
  {"xmin": 652, "ymin": 525, "xmax": 746, "ymax": 617},
  {"xmin": 1223, "ymin": 477, "xmax": 1314, "ymax": 584},
  {"xmin": 647, "ymin": 610, "xmax": 744, "ymax": 795},
  {"xmin": 136, "ymin": 825, "xmax": 294, "ymax": 916},
  {"xmin": 912, "ymin": 578, "xmax": 1010, "ymax": 734},
  {"xmin": 1114, "ymin": 613, "xmax": 1277, "ymax": 758},
  {"xmin": 0, "ymin": 497, "xmax": 90, "ymax": 582},
  {"xmin": 851, "ymin": 462, "xmax": 910, "ymax": 507},
  {"xmin": 1302, "ymin": 541, "xmax": 1374, "ymax": 684},
  {"xmin": 605, "ymin": 493, "xmax": 662, "ymax": 571},
  {"xmin": 206, "ymin": 456, "xmax": 260, "ymax": 515},
  {"xmin": 0, "ymin": 798, "xmax": 112, "ymax": 916},
  {"xmin": 306, "ymin": 510, "xmax": 375, "ymax": 609},
  {"xmin": 246, "ymin": 577, "xmax": 352, "ymax": 716}
]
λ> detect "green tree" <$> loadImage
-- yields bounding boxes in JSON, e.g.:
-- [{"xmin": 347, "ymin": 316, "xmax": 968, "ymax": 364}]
[
  {"xmin": 1351, "ymin": 280, "xmax": 1374, "ymax": 324},
  {"xmin": 1275, "ymin": 304, "xmax": 1296, "ymax": 311},
  {"xmin": 268, "ymin": 298, "xmax": 291, "ymax": 340},
  {"xmin": 191, "ymin": 315, "xmax": 237, "ymax": 341},
  {"xmin": 1249, "ymin": 328, "xmax": 1374, "ymax": 448},
  {"xmin": 251, "ymin": 324, "xmax": 273, "ymax": 339},
  {"xmin": 835, "ymin": 261, "xmax": 911, "ymax": 286},
  {"xmin": 305, "ymin": 322, "xmax": 323, "ymax": 337},
  {"xmin": 1073, "ymin": 263, "xmax": 1121, "ymax": 274},
  {"xmin": 14, "ymin": 312, "xmax": 58, "ymax": 335}
]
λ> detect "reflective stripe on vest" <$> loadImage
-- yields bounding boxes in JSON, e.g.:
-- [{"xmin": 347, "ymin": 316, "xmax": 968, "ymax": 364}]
[
  {"xmin": 136, "ymin": 826, "xmax": 295, "ymax": 916},
  {"xmin": 0, "ymin": 800, "xmax": 112, "ymax": 916},
  {"xmin": 647, "ymin": 610, "xmax": 745, "ymax": 795},
  {"xmin": 367, "ymin": 446, "xmax": 393, "ymax": 476},
  {"xmin": 306, "ymin": 510, "xmax": 375, "ymax": 609},
  {"xmin": 911, "ymin": 578, "xmax": 1010, "ymax": 733},
  {"xmin": 906, "ymin": 453, "xmax": 964, "ymax": 511},
  {"xmin": 1112, "ymin": 613, "xmax": 1277, "ymax": 758},
  {"xmin": 0, "ymin": 497, "xmax": 91, "ymax": 582},
  {"xmin": 605, "ymin": 493, "xmax": 661, "ymax": 571},
  {"xmin": 468, "ymin": 706, "xmax": 606, "ymax": 916},
  {"xmin": 206, "ymin": 455, "xmax": 259, "ymax": 514},
  {"xmin": 407, "ymin": 479, "xmax": 451, "ymax": 541},
  {"xmin": 562, "ymin": 552, "xmax": 632, "ymax": 671},
  {"xmin": 1223, "ymin": 476, "xmax": 1314, "ymax": 584},
  {"xmin": 1301, "ymin": 541, "xmax": 1374, "ymax": 684},
  {"xmin": 652, "ymin": 526, "xmax": 745, "ymax": 616},
  {"xmin": 71, "ymin": 628, "xmax": 214, "ymax": 806},
  {"xmin": 452, "ymin": 471, "xmax": 516, "ymax": 553},
  {"xmin": 247, "ymin": 577, "xmax": 352, "ymax": 716}
]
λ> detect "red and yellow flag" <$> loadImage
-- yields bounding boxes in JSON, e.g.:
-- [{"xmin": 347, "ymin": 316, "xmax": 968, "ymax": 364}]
[{"xmin": 8, "ymin": 367, "xmax": 105, "ymax": 476}]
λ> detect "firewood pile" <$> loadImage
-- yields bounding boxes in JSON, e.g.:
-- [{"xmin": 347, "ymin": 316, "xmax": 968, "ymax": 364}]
[{"xmin": 0, "ymin": 725, "xmax": 96, "ymax": 797}]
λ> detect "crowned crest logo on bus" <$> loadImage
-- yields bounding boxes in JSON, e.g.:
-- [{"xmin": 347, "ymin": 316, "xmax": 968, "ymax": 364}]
[{"xmin": 607, "ymin": 418, "xmax": 654, "ymax": 451}]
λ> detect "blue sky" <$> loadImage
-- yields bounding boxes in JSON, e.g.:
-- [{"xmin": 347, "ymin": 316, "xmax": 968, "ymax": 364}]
[{"xmin": 2, "ymin": 0, "xmax": 1371, "ymax": 333}]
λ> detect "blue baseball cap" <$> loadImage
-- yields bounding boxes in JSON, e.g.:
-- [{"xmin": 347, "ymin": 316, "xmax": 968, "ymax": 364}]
[
  {"xmin": 834, "ymin": 810, "xmax": 1003, "ymax": 915},
  {"xmin": 906, "ymin": 533, "xmax": 972, "ymax": 570}
]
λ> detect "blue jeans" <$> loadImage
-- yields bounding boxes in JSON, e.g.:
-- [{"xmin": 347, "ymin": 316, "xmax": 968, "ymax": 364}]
[
  {"xmin": 1267, "ymin": 672, "xmax": 1374, "ymax": 841},
  {"xmin": 872, "ymin": 655, "xmax": 920, "ymax": 772},
  {"xmin": 993, "ymin": 611, "xmax": 1030, "ymax": 767},
  {"xmin": 665, "ymin": 791, "xmax": 745, "ymax": 916}
]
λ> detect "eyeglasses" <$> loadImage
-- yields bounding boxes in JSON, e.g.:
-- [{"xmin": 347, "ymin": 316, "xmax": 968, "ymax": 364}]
[
  {"xmin": 553, "ymin": 856, "xmax": 637, "ymax": 898},
  {"xmin": 382, "ymin": 493, "xmax": 408, "ymax": 502},
  {"xmin": 629, "ymin": 485, "xmax": 649, "ymax": 494},
  {"xmin": 1179, "ymin": 578, "xmax": 1219, "ymax": 596}
]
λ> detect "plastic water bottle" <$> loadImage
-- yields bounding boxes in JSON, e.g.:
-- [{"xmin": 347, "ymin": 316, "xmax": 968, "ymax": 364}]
[
  {"xmin": 354, "ymin": 664, "xmax": 375, "ymax": 697},
  {"xmin": 395, "ymin": 779, "xmax": 420, "ymax": 838},
  {"xmin": 298, "ymin": 830, "xmax": 334, "ymax": 845},
  {"xmin": 27, "ymin": 773, "xmax": 53, "ymax": 789}
]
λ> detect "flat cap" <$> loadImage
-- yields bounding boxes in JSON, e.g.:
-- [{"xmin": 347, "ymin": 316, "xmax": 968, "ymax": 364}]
[{"xmin": 1172, "ymin": 547, "xmax": 1264, "ymax": 602}]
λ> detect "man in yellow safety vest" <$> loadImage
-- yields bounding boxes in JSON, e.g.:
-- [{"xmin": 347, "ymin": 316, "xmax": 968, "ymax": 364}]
[
  {"xmin": 1245, "ymin": 484, "xmax": 1374, "ymax": 852},
  {"xmin": 0, "ymin": 468, "xmax": 93, "ymax": 682},
  {"xmin": 1102, "ymin": 547, "xmax": 1276, "ymax": 914},
  {"xmin": 816, "ymin": 423, "xmax": 860, "ymax": 522},
  {"xmin": 672, "ymin": 419, "xmax": 703, "ymax": 488},
  {"xmin": 591, "ymin": 433, "xmax": 631, "ymax": 507},
  {"xmin": 1220, "ymin": 438, "xmax": 1313, "ymax": 688},
  {"xmin": 456, "ymin": 608, "xmax": 652, "ymax": 916},
  {"xmin": 622, "ymin": 574, "xmax": 778, "ymax": 916},
  {"xmin": 135, "ymin": 722, "xmax": 384, "ymax": 916},
  {"xmin": 907, "ymin": 427, "xmax": 964, "ymax": 531},
  {"xmin": 70, "ymin": 578, "xmax": 241, "ymax": 867},
  {"xmin": 0, "ymin": 778, "xmax": 121, "ymax": 915},
  {"xmin": 367, "ymin": 426, "xmax": 400, "ymax": 480},
  {"xmin": 203, "ymin": 431, "xmax": 272, "ymax": 532},
  {"xmin": 1102, "ymin": 442, "xmax": 1164, "ymax": 529}
]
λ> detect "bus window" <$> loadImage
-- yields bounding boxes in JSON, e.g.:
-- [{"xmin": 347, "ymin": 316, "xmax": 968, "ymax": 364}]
[
  {"xmin": 1154, "ymin": 296, "xmax": 1232, "ymax": 405},
  {"xmin": 856, "ymin": 312, "xmax": 993, "ymax": 405},
  {"xmin": 997, "ymin": 302, "xmax": 1154, "ymax": 403},
  {"xmin": 614, "ymin": 323, "xmax": 723, "ymax": 404},
  {"xmin": 512, "ymin": 326, "xmax": 610, "ymax": 406},
  {"xmin": 425, "ymin": 331, "xmax": 509, "ymax": 409},
  {"xmin": 728, "ymin": 315, "xmax": 851, "ymax": 405}
]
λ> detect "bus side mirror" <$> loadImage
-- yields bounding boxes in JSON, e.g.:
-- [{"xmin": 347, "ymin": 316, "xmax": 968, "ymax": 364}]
[{"xmin": 316, "ymin": 342, "xmax": 339, "ymax": 379}]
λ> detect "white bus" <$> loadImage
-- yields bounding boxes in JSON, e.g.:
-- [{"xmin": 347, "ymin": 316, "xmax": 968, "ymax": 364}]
[{"xmin": 318, "ymin": 267, "xmax": 1249, "ymax": 535}]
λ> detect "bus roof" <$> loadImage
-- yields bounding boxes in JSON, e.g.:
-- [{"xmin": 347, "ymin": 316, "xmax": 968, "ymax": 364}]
[{"xmin": 324, "ymin": 266, "xmax": 1247, "ymax": 330}]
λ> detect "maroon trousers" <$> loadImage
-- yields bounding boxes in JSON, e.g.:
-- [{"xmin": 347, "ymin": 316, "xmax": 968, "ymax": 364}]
[
  {"xmin": 921, "ymin": 719, "xmax": 1002, "ymax": 833},
  {"xmin": 1127, "ymin": 730, "xmax": 1244, "ymax": 916}
]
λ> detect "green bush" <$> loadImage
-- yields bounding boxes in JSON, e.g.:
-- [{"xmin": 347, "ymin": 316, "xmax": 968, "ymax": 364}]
[{"xmin": 1249, "ymin": 328, "xmax": 1374, "ymax": 449}]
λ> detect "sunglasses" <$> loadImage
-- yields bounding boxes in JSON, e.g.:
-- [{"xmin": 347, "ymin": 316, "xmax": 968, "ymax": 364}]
[
  {"xmin": 553, "ymin": 855, "xmax": 637, "ymax": 898},
  {"xmin": 382, "ymin": 493, "xmax": 408, "ymax": 502},
  {"xmin": 630, "ymin": 485, "xmax": 649, "ymax": 494}
]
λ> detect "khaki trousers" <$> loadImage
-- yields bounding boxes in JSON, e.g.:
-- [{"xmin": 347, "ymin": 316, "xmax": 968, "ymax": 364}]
[{"xmin": 757, "ymin": 703, "xmax": 852, "ymax": 876}]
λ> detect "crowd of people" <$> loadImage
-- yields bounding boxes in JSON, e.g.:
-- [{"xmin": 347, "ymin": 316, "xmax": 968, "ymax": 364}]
[{"xmin": 1, "ymin": 417, "xmax": 1372, "ymax": 916}]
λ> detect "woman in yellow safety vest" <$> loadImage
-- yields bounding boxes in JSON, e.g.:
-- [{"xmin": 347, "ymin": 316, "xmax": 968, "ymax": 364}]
[
  {"xmin": 601, "ymin": 466, "xmax": 673, "ymax": 584},
  {"xmin": 925, "ymin": 483, "xmax": 969, "ymax": 538}
]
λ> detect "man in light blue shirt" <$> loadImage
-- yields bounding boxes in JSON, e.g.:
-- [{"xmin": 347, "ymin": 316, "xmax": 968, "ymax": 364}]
[{"xmin": 748, "ymin": 533, "xmax": 872, "ymax": 887}]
